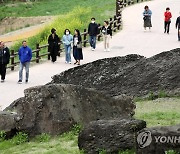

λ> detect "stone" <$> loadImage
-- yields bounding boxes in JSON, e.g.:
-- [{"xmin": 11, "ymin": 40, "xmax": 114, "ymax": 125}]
[
  {"xmin": 0, "ymin": 111, "xmax": 17, "ymax": 138},
  {"xmin": 3, "ymin": 84, "xmax": 135, "ymax": 137},
  {"xmin": 78, "ymin": 119, "xmax": 146, "ymax": 154},
  {"xmin": 136, "ymin": 124, "xmax": 180, "ymax": 154},
  {"xmin": 50, "ymin": 48, "xmax": 180, "ymax": 97}
]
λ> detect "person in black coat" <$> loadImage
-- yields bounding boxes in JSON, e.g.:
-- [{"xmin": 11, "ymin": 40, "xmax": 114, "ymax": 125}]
[
  {"xmin": 176, "ymin": 15, "xmax": 180, "ymax": 41},
  {"xmin": 0, "ymin": 41, "xmax": 10, "ymax": 82},
  {"xmin": 101, "ymin": 21, "xmax": 112, "ymax": 52},
  {"xmin": 88, "ymin": 17, "xmax": 99, "ymax": 51},
  {"xmin": 48, "ymin": 28, "xmax": 60, "ymax": 62},
  {"xmin": 73, "ymin": 29, "xmax": 83, "ymax": 65}
]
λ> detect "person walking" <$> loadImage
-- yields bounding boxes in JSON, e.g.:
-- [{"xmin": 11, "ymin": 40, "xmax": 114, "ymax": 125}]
[
  {"xmin": 143, "ymin": 5, "xmax": 152, "ymax": 31},
  {"xmin": 176, "ymin": 14, "xmax": 180, "ymax": 41},
  {"xmin": 73, "ymin": 29, "xmax": 83, "ymax": 65},
  {"xmin": 62, "ymin": 29, "xmax": 73, "ymax": 64},
  {"xmin": 18, "ymin": 40, "xmax": 32, "ymax": 83},
  {"xmin": 164, "ymin": 7, "xmax": 172, "ymax": 34},
  {"xmin": 0, "ymin": 41, "xmax": 10, "ymax": 82},
  {"xmin": 101, "ymin": 21, "xmax": 112, "ymax": 52},
  {"xmin": 48, "ymin": 28, "xmax": 60, "ymax": 62},
  {"xmin": 88, "ymin": 17, "xmax": 99, "ymax": 51}
]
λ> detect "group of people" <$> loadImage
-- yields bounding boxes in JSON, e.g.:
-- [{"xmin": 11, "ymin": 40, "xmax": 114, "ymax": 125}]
[
  {"xmin": 48, "ymin": 17, "xmax": 113, "ymax": 65},
  {"xmin": 0, "ymin": 40, "xmax": 32, "ymax": 83},
  {"xmin": 1, "ymin": 6, "xmax": 180, "ymax": 83},
  {"xmin": 143, "ymin": 5, "xmax": 180, "ymax": 41}
]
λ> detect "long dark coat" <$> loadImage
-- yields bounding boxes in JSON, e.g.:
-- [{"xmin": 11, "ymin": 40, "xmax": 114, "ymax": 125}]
[
  {"xmin": 73, "ymin": 35, "xmax": 83, "ymax": 60},
  {"xmin": 48, "ymin": 34, "xmax": 60, "ymax": 62}
]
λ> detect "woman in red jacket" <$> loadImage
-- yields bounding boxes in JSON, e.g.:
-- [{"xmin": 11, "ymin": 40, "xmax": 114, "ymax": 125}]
[{"xmin": 164, "ymin": 7, "xmax": 172, "ymax": 34}]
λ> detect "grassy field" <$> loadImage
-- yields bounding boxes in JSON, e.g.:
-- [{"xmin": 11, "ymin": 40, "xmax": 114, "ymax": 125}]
[
  {"xmin": 0, "ymin": 0, "xmax": 116, "ymax": 21},
  {"xmin": 0, "ymin": 97, "xmax": 179, "ymax": 154},
  {"xmin": 135, "ymin": 97, "xmax": 180, "ymax": 127},
  {"xmin": 2, "ymin": 0, "xmax": 116, "ymax": 52}
]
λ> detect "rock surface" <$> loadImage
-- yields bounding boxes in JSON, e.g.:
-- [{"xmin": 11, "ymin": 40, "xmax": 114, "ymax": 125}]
[
  {"xmin": 51, "ymin": 48, "xmax": 180, "ymax": 97},
  {"xmin": 136, "ymin": 124, "xmax": 180, "ymax": 154},
  {"xmin": 0, "ymin": 111, "xmax": 17, "ymax": 138},
  {"xmin": 78, "ymin": 119, "xmax": 146, "ymax": 154},
  {"xmin": 2, "ymin": 84, "xmax": 135, "ymax": 136}
]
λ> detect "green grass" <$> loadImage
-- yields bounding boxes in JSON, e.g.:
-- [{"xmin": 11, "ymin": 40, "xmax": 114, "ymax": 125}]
[
  {"xmin": 7, "ymin": 0, "xmax": 117, "ymax": 53},
  {"xmin": 0, "ymin": 98, "xmax": 179, "ymax": 154},
  {"xmin": 0, "ymin": 0, "xmax": 116, "ymax": 21},
  {"xmin": 135, "ymin": 97, "xmax": 180, "ymax": 127},
  {"xmin": 0, "ymin": 125, "xmax": 83, "ymax": 154}
]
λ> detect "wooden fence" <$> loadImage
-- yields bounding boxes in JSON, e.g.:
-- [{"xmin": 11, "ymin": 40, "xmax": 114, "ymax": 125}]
[{"xmin": 7, "ymin": 0, "xmax": 149, "ymax": 71}]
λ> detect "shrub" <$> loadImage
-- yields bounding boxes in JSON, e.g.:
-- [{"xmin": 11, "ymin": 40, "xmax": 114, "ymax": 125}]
[
  {"xmin": 34, "ymin": 133, "xmax": 51, "ymax": 143},
  {"xmin": 11, "ymin": 6, "xmax": 91, "ymax": 52},
  {"xmin": 11, "ymin": 132, "xmax": 28, "ymax": 145},
  {"xmin": 0, "ymin": 131, "xmax": 6, "ymax": 142},
  {"xmin": 158, "ymin": 90, "xmax": 168, "ymax": 98}
]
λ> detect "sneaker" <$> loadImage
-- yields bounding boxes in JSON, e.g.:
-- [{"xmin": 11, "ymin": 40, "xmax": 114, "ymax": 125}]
[
  {"xmin": 91, "ymin": 48, "xmax": 95, "ymax": 51},
  {"xmin": 1, "ymin": 79, "xmax": 4, "ymax": 83},
  {"xmin": 18, "ymin": 80, "xmax": 22, "ymax": 84},
  {"xmin": 104, "ymin": 49, "xmax": 107, "ymax": 52},
  {"xmin": 25, "ymin": 80, "xmax": 28, "ymax": 83},
  {"xmin": 65, "ymin": 61, "xmax": 68, "ymax": 64},
  {"xmin": 107, "ymin": 48, "xmax": 110, "ymax": 52},
  {"xmin": 69, "ymin": 62, "xmax": 71, "ymax": 64}
]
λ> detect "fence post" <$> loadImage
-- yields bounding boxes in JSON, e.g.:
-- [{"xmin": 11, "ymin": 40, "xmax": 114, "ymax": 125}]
[
  {"xmin": 11, "ymin": 50, "xmax": 15, "ymax": 71},
  {"xmin": 48, "ymin": 43, "xmax": 50, "ymax": 60},
  {"xmin": 120, "ymin": 0, "xmax": 123, "ymax": 8},
  {"xmin": 36, "ymin": 43, "xmax": 40, "ymax": 63},
  {"xmin": 109, "ymin": 18, "xmax": 113, "ymax": 28},
  {"xmin": 83, "ymin": 29, "xmax": 87, "ymax": 47},
  {"xmin": 117, "ymin": 12, "xmax": 121, "ymax": 30},
  {"xmin": 59, "ymin": 41, "xmax": 62, "ymax": 57},
  {"xmin": 113, "ymin": 15, "xmax": 117, "ymax": 32},
  {"xmin": 98, "ymin": 24, "xmax": 101, "ymax": 41},
  {"xmin": 124, "ymin": 0, "xmax": 127, "ymax": 7},
  {"xmin": 116, "ymin": 0, "xmax": 121, "ymax": 17}
]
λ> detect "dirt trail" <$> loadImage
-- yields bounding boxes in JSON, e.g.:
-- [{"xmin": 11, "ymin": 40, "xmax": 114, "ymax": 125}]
[{"xmin": 0, "ymin": 16, "xmax": 54, "ymax": 46}]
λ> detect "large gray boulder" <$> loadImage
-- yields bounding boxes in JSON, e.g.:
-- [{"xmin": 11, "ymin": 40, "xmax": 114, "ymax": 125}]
[
  {"xmin": 50, "ymin": 48, "xmax": 180, "ymax": 97},
  {"xmin": 136, "ymin": 124, "xmax": 180, "ymax": 154},
  {"xmin": 2, "ymin": 84, "xmax": 135, "ymax": 137},
  {"xmin": 78, "ymin": 119, "xmax": 146, "ymax": 154}
]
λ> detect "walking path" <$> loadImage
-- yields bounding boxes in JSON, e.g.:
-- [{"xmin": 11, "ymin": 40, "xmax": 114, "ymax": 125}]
[{"xmin": 0, "ymin": 0, "xmax": 180, "ymax": 110}]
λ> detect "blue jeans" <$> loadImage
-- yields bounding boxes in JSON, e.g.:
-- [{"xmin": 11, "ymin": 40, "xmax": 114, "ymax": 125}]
[
  {"xmin": 89, "ymin": 36, "xmax": 96, "ymax": 49},
  {"xmin": 65, "ymin": 45, "xmax": 71, "ymax": 62},
  {"xmin": 19, "ymin": 62, "xmax": 30, "ymax": 81},
  {"xmin": 178, "ymin": 27, "xmax": 180, "ymax": 41}
]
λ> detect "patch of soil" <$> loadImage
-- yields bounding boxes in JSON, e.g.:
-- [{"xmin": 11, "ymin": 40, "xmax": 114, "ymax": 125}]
[{"xmin": 0, "ymin": 16, "xmax": 53, "ymax": 35}]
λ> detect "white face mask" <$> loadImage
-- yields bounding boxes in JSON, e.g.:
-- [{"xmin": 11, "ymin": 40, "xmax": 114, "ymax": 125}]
[
  {"xmin": 91, "ymin": 21, "xmax": 95, "ymax": 23},
  {"xmin": 66, "ymin": 32, "xmax": 69, "ymax": 35}
]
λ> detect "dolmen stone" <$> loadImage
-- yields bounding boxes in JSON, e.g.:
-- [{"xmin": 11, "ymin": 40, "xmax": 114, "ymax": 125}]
[
  {"xmin": 136, "ymin": 124, "xmax": 180, "ymax": 154},
  {"xmin": 51, "ymin": 48, "xmax": 180, "ymax": 97},
  {"xmin": 1, "ymin": 84, "xmax": 135, "ymax": 137},
  {"xmin": 78, "ymin": 119, "xmax": 146, "ymax": 154}
]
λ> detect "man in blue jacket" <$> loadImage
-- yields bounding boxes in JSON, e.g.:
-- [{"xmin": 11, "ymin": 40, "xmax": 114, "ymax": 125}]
[{"xmin": 18, "ymin": 40, "xmax": 32, "ymax": 83}]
